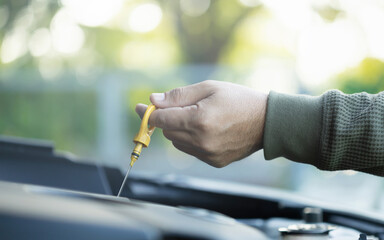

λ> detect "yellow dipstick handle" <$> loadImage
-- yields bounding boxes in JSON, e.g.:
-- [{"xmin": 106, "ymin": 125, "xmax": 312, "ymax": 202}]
[{"xmin": 130, "ymin": 104, "xmax": 156, "ymax": 167}]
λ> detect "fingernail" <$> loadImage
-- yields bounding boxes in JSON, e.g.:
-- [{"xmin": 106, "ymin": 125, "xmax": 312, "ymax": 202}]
[{"xmin": 152, "ymin": 93, "xmax": 165, "ymax": 102}]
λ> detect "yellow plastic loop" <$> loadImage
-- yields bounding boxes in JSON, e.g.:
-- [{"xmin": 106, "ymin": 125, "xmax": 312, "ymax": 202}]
[{"xmin": 133, "ymin": 104, "xmax": 156, "ymax": 147}]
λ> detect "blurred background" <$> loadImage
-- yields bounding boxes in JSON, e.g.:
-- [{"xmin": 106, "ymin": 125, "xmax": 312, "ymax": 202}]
[{"xmin": 1, "ymin": 0, "xmax": 384, "ymax": 212}]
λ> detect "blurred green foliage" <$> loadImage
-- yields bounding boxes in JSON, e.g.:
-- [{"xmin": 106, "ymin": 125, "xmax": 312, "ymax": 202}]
[
  {"xmin": 336, "ymin": 58, "xmax": 384, "ymax": 94},
  {"xmin": 0, "ymin": 91, "xmax": 97, "ymax": 154},
  {"xmin": 0, "ymin": 0, "xmax": 263, "ymax": 71}
]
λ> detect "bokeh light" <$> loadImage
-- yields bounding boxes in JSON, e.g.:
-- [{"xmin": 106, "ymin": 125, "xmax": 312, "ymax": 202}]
[
  {"xmin": 60, "ymin": 0, "xmax": 123, "ymax": 27},
  {"xmin": 15, "ymin": 7, "xmax": 35, "ymax": 30},
  {"xmin": 28, "ymin": 28, "xmax": 52, "ymax": 57},
  {"xmin": 50, "ymin": 8, "xmax": 85, "ymax": 55},
  {"xmin": 238, "ymin": 0, "xmax": 260, "ymax": 7},
  {"xmin": 1, "ymin": 26, "xmax": 28, "ymax": 64},
  {"xmin": 356, "ymin": 6, "xmax": 384, "ymax": 61},
  {"xmin": 261, "ymin": 0, "xmax": 316, "ymax": 31},
  {"xmin": 129, "ymin": 3, "xmax": 163, "ymax": 33},
  {"xmin": 121, "ymin": 40, "xmax": 176, "ymax": 69},
  {"xmin": 246, "ymin": 58, "xmax": 298, "ymax": 94},
  {"xmin": 297, "ymin": 18, "xmax": 366, "ymax": 88}
]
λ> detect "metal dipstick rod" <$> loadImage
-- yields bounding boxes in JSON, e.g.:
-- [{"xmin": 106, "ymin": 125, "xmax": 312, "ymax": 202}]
[
  {"xmin": 117, "ymin": 165, "xmax": 132, "ymax": 197},
  {"xmin": 117, "ymin": 104, "xmax": 156, "ymax": 197}
]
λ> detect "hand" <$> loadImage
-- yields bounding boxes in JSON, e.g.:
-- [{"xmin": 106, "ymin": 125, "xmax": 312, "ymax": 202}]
[{"xmin": 135, "ymin": 80, "xmax": 268, "ymax": 168}]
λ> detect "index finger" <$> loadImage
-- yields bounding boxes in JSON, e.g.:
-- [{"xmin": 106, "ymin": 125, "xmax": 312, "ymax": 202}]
[{"xmin": 149, "ymin": 105, "xmax": 198, "ymax": 131}]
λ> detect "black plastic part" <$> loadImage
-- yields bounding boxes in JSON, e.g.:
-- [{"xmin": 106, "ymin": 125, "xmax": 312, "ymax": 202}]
[
  {"xmin": 131, "ymin": 152, "xmax": 140, "ymax": 157},
  {"xmin": 359, "ymin": 234, "xmax": 367, "ymax": 240},
  {"xmin": 280, "ymin": 229, "xmax": 329, "ymax": 235},
  {"xmin": 328, "ymin": 215, "xmax": 384, "ymax": 237},
  {"xmin": 0, "ymin": 136, "xmax": 113, "ymax": 195},
  {"xmin": 0, "ymin": 136, "xmax": 53, "ymax": 155},
  {"xmin": 303, "ymin": 207, "xmax": 323, "ymax": 223},
  {"xmin": 103, "ymin": 166, "xmax": 124, "ymax": 195},
  {"xmin": 375, "ymin": 232, "xmax": 384, "ymax": 240},
  {"xmin": 0, "ymin": 213, "xmax": 150, "ymax": 240}
]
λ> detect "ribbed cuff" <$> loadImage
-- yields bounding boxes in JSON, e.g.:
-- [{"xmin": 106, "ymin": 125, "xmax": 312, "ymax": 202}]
[{"xmin": 263, "ymin": 91, "xmax": 323, "ymax": 165}]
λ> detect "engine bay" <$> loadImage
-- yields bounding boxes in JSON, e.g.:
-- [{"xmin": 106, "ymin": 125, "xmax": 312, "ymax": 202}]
[{"xmin": 0, "ymin": 136, "xmax": 383, "ymax": 240}]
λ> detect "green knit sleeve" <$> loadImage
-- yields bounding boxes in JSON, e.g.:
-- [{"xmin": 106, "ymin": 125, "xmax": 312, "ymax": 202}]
[
  {"xmin": 263, "ymin": 90, "xmax": 384, "ymax": 176},
  {"xmin": 319, "ymin": 90, "xmax": 384, "ymax": 175},
  {"xmin": 263, "ymin": 91, "xmax": 323, "ymax": 165}
]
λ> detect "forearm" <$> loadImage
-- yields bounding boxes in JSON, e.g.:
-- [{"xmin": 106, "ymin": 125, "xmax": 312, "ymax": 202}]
[{"xmin": 263, "ymin": 90, "xmax": 384, "ymax": 176}]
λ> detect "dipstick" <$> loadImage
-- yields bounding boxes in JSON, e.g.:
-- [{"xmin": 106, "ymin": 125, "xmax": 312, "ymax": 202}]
[
  {"xmin": 117, "ymin": 104, "xmax": 156, "ymax": 197},
  {"xmin": 117, "ymin": 165, "xmax": 132, "ymax": 197}
]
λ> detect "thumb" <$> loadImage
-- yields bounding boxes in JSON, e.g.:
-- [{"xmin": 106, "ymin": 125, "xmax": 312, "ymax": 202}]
[{"xmin": 150, "ymin": 81, "xmax": 215, "ymax": 108}]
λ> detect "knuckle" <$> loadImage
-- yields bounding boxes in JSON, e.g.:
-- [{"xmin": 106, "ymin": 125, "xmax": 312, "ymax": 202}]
[
  {"xmin": 199, "ymin": 139, "xmax": 216, "ymax": 155},
  {"xmin": 195, "ymin": 114, "xmax": 212, "ymax": 132},
  {"xmin": 168, "ymin": 87, "xmax": 184, "ymax": 103},
  {"xmin": 213, "ymin": 162, "xmax": 226, "ymax": 168},
  {"xmin": 203, "ymin": 156, "xmax": 225, "ymax": 168},
  {"xmin": 193, "ymin": 104, "xmax": 215, "ymax": 132},
  {"xmin": 201, "ymin": 80, "xmax": 219, "ymax": 91},
  {"xmin": 202, "ymin": 80, "xmax": 215, "ymax": 86},
  {"xmin": 178, "ymin": 117, "xmax": 189, "ymax": 130}
]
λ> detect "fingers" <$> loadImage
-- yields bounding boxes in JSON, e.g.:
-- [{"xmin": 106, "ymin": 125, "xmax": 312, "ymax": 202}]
[
  {"xmin": 136, "ymin": 103, "xmax": 197, "ymax": 130},
  {"xmin": 135, "ymin": 103, "xmax": 148, "ymax": 119},
  {"xmin": 148, "ymin": 105, "xmax": 197, "ymax": 130},
  {"xmin": 172, "ymin": 142, "xmax": 222, "ymax": 167},
  {"xmin": 150, "ymin": 80, "xmax": 215, "ymax": 108},
  {"xmin": 136, "ymin": 81, "xmax": 215, "ymax": 129},
  {"xmin": 163, "ymin": 129, "xmax": 193, "ymax": 145},
  {"xmin": 172, "ymin": 142, "xmax": 207, "ymax": 161}
]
